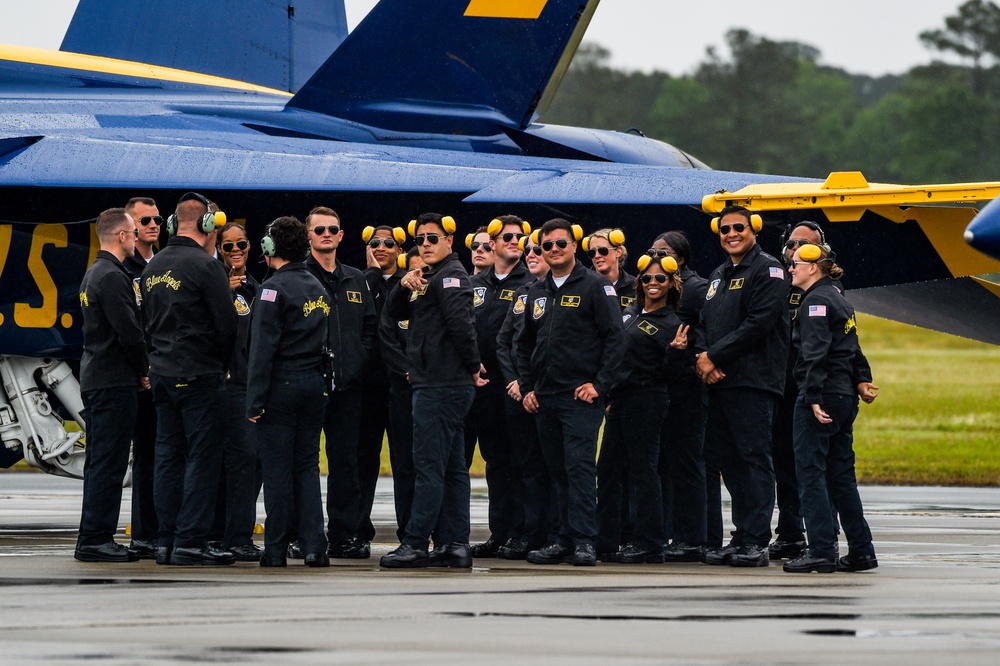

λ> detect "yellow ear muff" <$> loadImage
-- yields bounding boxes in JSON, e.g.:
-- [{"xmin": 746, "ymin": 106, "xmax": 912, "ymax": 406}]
[
  {"xmin": 710, "ymin": 217, "xmax": 721, "ymax": 234},
  {"xmin": 662, "ymin": 256, "xmax": 679, "ymax": 274},
  {"xmin": 636, "ymin": 254, "xmax": 652, "ymax": 272},
  {"xmin": 570, "ymin": 224, "xmax": 584, "ymax": 241},
  {"xmin": 408, "ymin": 219, "xmax": 417, "ymax": 237},
  {"xmin": 799, "ymin": 243, "xmax": 823, "ymax": 262},
  {"xmin": 441, "ymin": 216, "xmax": 457, "ymax": 234},
  {"xmin": 521, "ymin": 221, "xmax": 531, "ymax": 235},
  {"xmin": 581, "ymin": 236, "xmax": 591, "ymax": 253},
  {"xmin": 465, "ymin": 234, "xmax": 474, "ymax": 249},
  {"xmin": 392, "ymin": 227, "xmax": 406, "ymax": 244},
  {"xmin": 397, "ymin": 255, "xmax": 408, "ymax": 270},
  {"xmin": 214, "ymin": 211, "xmax": 227, "ymax": 228},
  {"xmin": 750, "ymin": 214, "xmax": 763, "ymax": 233},
  {"xmin": 487, "ymin": 218, "xmax": 503, "ymax": 237},
  {"xmin": 361, "ymin": 226, "xmax": 375, "ymax": 243},
  {"xmin": 608, "ymin": 229, "xmax": 625, "ymax": 247},
  {"xmin": 518, "ymin": 237, "xmax": 528, "ymax": 252},
  {"xmin": 530, "ymin": 229, "xmax": 540, "ymax": 246}
]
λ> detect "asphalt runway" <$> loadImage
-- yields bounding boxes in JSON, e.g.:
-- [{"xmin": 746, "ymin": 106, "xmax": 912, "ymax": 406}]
[{"xmin": 2, "ymin": 472, "xmax": 999, "ymax": 665}]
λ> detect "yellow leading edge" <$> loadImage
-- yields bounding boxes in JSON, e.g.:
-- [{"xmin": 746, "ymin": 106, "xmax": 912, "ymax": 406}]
[{"xmin": 465, "ymin": 0, "xmax": 550, "ymax": 19}]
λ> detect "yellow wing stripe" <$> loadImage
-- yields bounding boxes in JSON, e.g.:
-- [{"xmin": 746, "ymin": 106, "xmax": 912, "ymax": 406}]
[
  {"xmin": 465, "ymin": 0, "xmax": 549, "ymax": 19},
  {"xmin": 0, "ymin": 44, "xmax": 292, "ymax": 96}
]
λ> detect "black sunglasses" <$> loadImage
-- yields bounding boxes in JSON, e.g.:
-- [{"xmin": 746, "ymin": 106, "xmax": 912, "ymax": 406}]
[
  {"xmin": 527, "ymin": 246, "xmax": 543, "ymax": 256},
  {"xmin": 541, "ymin": 239, "xmax": 570, "ymax": 251},
  {"xmin": 641, "ymin": 273, "xmax": 669, "ymax": 284},
  {"xmin": 221, "ymin": 240, "xmax": 250, "ymax": 253},
  {"xmin": 785, "ymin": 238, "xmax": 811, "ymax": 250},
  {"xmin": 470, "ymin": 241, "xmax": 493, "ymax": 252},
  {"xmin": 414, "ymin": 233, "xmax": 445, "ymax": 245},
  {"xmin": 497, "ymin": 232, "xmax": 523, "ymax": 243},
  {"xmin": 139, "ymin": 215, "xmax": 163, "ymax": 226},
  {"xmin": 587, "ymin": 247, "xmax": 611, "ymax": 258},
  {"xmin": 312, "ymin": 225, "xmax": 340, "ymax": 236},
  {"xmin": 121, "ymin": 228, "xmax": 138, "ymax": 238},
  {"xmin": 646, "ymin": 248, "xmax": 669, "ymax": 258},
  {"xmin": 719, "ymin": 223, "xmax": 747, "ymax": 235},
  {"xmin": 368, "ymin": 238, "xmax": 397, "ymax": 249}
]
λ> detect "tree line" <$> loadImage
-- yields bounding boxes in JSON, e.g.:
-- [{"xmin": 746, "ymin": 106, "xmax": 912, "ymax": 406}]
[{"xmin": 542, "ymin": 0, "xmax": 1000, "ymax": 185}]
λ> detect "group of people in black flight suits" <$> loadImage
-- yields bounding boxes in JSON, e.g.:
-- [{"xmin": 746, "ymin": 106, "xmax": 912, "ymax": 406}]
[{"xmin": 75, "ymin": 193, "xmax": 879, "ymax": 574}]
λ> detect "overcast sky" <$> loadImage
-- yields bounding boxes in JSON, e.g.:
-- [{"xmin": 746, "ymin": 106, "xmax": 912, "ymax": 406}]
[{"xmin": 0, "ymin": 0, "xmax": 972, "ymax": 76}]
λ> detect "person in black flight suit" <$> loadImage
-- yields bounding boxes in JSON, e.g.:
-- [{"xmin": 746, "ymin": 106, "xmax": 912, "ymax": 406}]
[
  {"xmin": 122, "ymin": 195, "xmax": 161, "ymax": 559},
  {"xmin": 783, "ymin": 243, "xmax": 878, "ymax": 574},
  {"xmin": 694, "ymin": 205, "xmax": 788, "ymax": 568},
  {"xmin": 380, "ymin": 213, "xmax": 486, "ymax": 569},
  {"xmin": 516, "ymin": 218, "xmax": 626, "ymax": 567},
  {"xmin": 598, "ymin": 254, "xmax": 690, "ymax": 563},
  {"xmin": 140, "ymin": 192, "xmax": 237, "ymax": 566},
  {"xmin": 650, "ymin": 231, "xmax": 710, "ymax": 563},
  {"xmin": 75, "ymin": 208, "xmax": 148, "ymax": 563},
  {"xmin": 247, "ymin": 216, "xmax": 332, "ymax": 568},
  {"xmin": 304, "ymin": 206, "xmax": 377, "ymax": 560},
  {"xmin": 468, "ymin": 215, "xmax": 534, "ymax": 558}
]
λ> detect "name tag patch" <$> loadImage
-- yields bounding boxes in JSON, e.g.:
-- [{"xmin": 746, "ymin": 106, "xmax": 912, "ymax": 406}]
[
  {"xmin": 346, "ymin": 290, "xmax": 362, "ymax": 304},
  {"xmin": 499, "ymin": 288, "xmax": 515, "ymax": 301},
  {"xmin": 729, "ymin": 278, "xmax": 745, "ymax": 290},
  {"xmin": 560, "ymin": 295, "xmax": 581, "ymax": 308},
  {"xmin": 620, "ymin": 296, "xmax": 634, "ymax": 308},
  {"xmin": 638, "ymin": 320, "xmax": 659, "ymax": 336}
]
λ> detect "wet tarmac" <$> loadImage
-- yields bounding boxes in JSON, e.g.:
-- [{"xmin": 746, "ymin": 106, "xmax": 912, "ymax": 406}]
[{"xmin": 2, "ymin": 472, "xmax": 1000, "ymax": 664}]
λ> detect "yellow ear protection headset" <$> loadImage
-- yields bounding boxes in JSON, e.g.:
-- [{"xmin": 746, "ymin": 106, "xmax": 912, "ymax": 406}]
[
  {"xmin": 486, "ymin": 218, "xmax": 532, "ymax": 238},
  {"xmin": 581, "ymin": 229, "xmax": 625, "ymax": 253},
  {"xmin": 519, "ymin": 228, "xmax": 543, "ymax": 252},
  {"xmin": 796, "ymin": 242, "xmax": 836, "ymax": 264},
  {"xmin": 408, "ymin": 215, "xmax": 457, "ymax": 238},
  {"xmin": 166, "ymin": 192, "xmax": 226, "ymax": 236},
  {"xmin": 711, "ymin": 213, "xmax": 763, "ymax": 234},
  {"xmin": 260, "ymin": 223, "xmax": 276, "ymax": 258},
  {"xmin": 396, "ymin": 255, "xmax": 408, "ymax": 270},
  {"xmin": 362, "ymin": 225, "xmax": 407, "ymax": 245},
  {"xmin": 636, "ymin": 254, "xmax": 679, "ymax": 275},
  {"xmin": 780, "ymin": 220, "xmax": 832, "ymax": 263}
]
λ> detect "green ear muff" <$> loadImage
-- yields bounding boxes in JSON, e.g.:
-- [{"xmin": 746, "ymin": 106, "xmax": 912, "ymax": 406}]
[{"xmin": 261, "ymin": 231, "xmax": 276, "ymax": 258}]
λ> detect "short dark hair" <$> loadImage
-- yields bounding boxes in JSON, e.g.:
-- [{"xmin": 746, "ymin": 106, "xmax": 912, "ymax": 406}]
[
  {"xmin": 540, "ymin": 217, "xmax": 573, "ymax": 239},
  {"xmin": 268, "ymin": 216, "xmax": 309, "ymax": 262},
  {"xmin": 719, "ymin": 205, "xmax": 752, "ymax": 223},
  {"xmin": 125, "ymin": 197, "xmax": 156, "ymax": 212},
  {"xmin": 372, "ymin": 225, "xmax": 394, "ymax": 235},
  {"xmin": 415, "ymin": 212, "xmax": 447, "ymax": 235},
  {"xmin": 306, "ymin": 206, "xmax": 339, "ymax": 226},
  {"xmin": 96, "ymin": 207, "xmax": 130, "ymax": 242},
  {"xmin": 654, "ymin": 230, "xmax": 692, "ymax": 268}
]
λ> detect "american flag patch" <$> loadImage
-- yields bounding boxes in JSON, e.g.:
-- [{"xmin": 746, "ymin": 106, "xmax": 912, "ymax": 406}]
[
  {"xmin": 604, "ymin": 285, "xmax": 616, "ymax": 296},
  {"xmin": 769, "ymin": 267, "xmax": 784, "ymax": 279},
  {"xmin": 442, "ymin": 277, "xmax": 461, "ymax": 288},
  {"xmin": 808, "ymin": 305, "xmax": 827, "ymax": 317},
  {"xmin": 260, "ymin": 288, "xmax": 277, "ymax": 302}
]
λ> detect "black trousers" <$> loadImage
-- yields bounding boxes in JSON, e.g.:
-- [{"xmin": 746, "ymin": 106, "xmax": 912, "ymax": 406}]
[
  {"xmin": 324, "ymin": 389, "xmax": 363, "ymax": 545},
  {"xmin": 357, "ymin": 380, "xmax": 391, "ymax": 542},
  {"xmin": 130, "ymin": 388, "xmax": 158, "ymax": 542},
  {"xmin": 209, "ymin": 383, "xmax": 259, "ymax": 547},
  {"xmin": 504, "ymin": 394, "xmax": 550, "ymax": 547},
  {"xmin": 660, "ymin": 376, "xmax": 708, "ymax": 546},
  {"xmin": 387, "ymin": 378, "xmax": 415, "ymax": 542},
  {"xmin": 772, "ymin": 385, "xmax": 806, "ymax": 540},
  {"xmin": 79, "ymin": 386, "xmax": 137, "ymax": 546},
  {"xmin": 471, "ymin": 387, "xmax": 522, "ymax": 542}
]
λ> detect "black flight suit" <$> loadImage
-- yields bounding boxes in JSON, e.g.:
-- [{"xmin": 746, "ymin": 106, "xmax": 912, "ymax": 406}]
[
  {"xmin": 140, "ymin": 236, "xmax": 237, "ymax": 553},
  {"xmin": 247, "ymin": 262, "xmax": 331, "ymax": 561},
  {"xmin": 469, "ymin": 261, "xmax": 534, "ymax": 549},
  {"xmin": 516, "ymin": 262, "xmax": 626, "ymax": 548},
  {"xmin": 77, "ymin": 251, "xmax": 148, "ymax": 548},
  {"xmin": 305, "ymin": 256, "xmax": 376, "ymax": 552},
  {"xmin": 695, "ymin": 243, "xmax": 789, "ymax": 550}
]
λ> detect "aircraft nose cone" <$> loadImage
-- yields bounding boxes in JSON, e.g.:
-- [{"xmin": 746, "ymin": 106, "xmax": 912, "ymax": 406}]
[{"xmin": 966, "ymin": 198, "xmax": 1000, "ymax": 262}]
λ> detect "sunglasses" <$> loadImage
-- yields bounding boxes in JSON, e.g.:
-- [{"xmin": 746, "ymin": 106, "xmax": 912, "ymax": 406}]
[
  {"xmin": 139, "ymin": 215, "xmax": 163, "ymax": 226},
  {"xmin": 719, "ymin": 223, "xmax": 747, "ymax": 235},
  {"xmin": 789, "ymin": 260, "xmax": 814, "ymax": 268},
  {"xmin": 368, "ymin": 238, "xmax": 397, "ymax": 249},
  {"xmin": 646, "ymin": 248, "xmax": 670, "ymax": 258},
  {"xmin": 785, "ymin": 239, "xmax": 812, "ymax": 250},
  {"xmin": 527, "ymin": 246, "xmax": 543, "ymax": 256},
  {"xmin": 541, "ymin": 239, "xmax": 571, "ymax": 251},
  {"xmin": 414, "ymin": 233, "xmax": 445, "ymax": 245},
  {"xmin": 312, "ymin": 225, "xmax": 340, "ymax": 236},
  {"xmin": 221, "ymin": 240, "xmax": 250, "ymax": 253},
  {"xmin": 641, "ymin": 273, "xmax": 669, "ymax": 284},
  {"xmin": 497, "ymin": 232, "xmax": 523, "ymax": 243},
  {"xmin": 121, "ymin": 228, "xmax": 138, "ymax": 238},
  {"xmin": 470, "ymin": 241, "xmax": 493, "ymax": 252},
  {"xmin": 587, "ymin": 247, "xmax": 611, "ymax": 258}
]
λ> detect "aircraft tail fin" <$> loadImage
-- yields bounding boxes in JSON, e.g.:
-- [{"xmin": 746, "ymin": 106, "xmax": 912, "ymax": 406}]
[
  {"xmin": 60, "ymin": 0, "xmax": 348, "ymax": 93},
  {"xmin": 287, "ymin": 0, "xmax": 599, "ymax": 133}
]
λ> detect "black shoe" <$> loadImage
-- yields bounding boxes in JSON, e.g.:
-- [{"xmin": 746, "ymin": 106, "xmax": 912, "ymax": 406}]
[
  {"xmin": 380, "ymin": 544, "xmax": 430, "ymax": 569},
  {"xmin": 597, "ymin": 549, "xmax": 622, "ymax": 563},
  {"xmin": 228, "ymin": 543, "xmax": 264, "ymax": 562},
  {"xmin": 74, "ymin": 542, "xmax": 139, "ymax": 563},
  {"xmin": 768, "ymin": 538, "xmax": 807, "ymax": 560},
  {"xmin": 260, "ymin": 555, "xmax": 287, "ymax": 567},
  {"xmin": 617, "ymin": 543, "xmax": 664, "ymax": 564},
  {"xmin": 287, "ymin": 541, "xmax": 304, "ymax": 559},
  {"xmin": 304, "ymin": 553, "xmax": 330, "ymax": 568},
  {"xmin": 329, "ymin": 537, "xmax": 371, "ymax": 559},
  {"xmin": 566, "ymin": 544, "xmax": 597, "ymax": 567},
  {"xmin": 701, "ymin": 542, "xmax": 739, "ymax": 565},
  {"xmin": 170, "ymin": 546, "xmax": 237, "ymax": 566},
  {"xmin": 783, "ymin": 551, "xmax": 837, "ymax": 573},
  {"xmin": 663, "ymin": 542, "xmax": 704, "ymax": 562},
  {"xmin": 496, "ymin": 537, "xmax": 531, "ymax": 560},
  {"xmin": 837, "ymin": 553, "xmax": 878, "ymax": 572},
  {"xmin": 526, "ymin": 542, "xmax": 571, "ymax": 565},
  {"xmin": 155, "ymin": 546, "xmax": 172, "ymax": 565},
  {"xmin": 470, "ymin": 536, "xmax": 502, "ymax": 558},
  {"xmin": 129, "ymin": 539, "xmax": 158, "ymax": 560},
  {"xmin": 428, "ymin": 542, "xmax": 473, "ymax": 568},
  {"xmin": 729, "ymin": 543, "xmax": 770, "ymax": 568}
]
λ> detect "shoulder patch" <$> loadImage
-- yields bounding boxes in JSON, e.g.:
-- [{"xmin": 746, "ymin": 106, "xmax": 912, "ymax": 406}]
[
  {"xmin": 443, "ymin": 277, "xmax": 461, "ymax": 289},
  {"xmin": 845, "ymin": 314, "xmax": 857, "ymax": 335},
  {"xmin": 808, "ymin": 304, "xmax": 827, "ymax": 317},
  {"xmin": 132, "ymin": 277, "xmax": 142, "ymax": 306},
  {"xmin": 532, "ymin": 297, "xmax": 547, "ymax": 320},
  {"xmin": 604, "ymin": 285, "xmax": 616, "ymax": 297},
  {"xmin": 398, "ymin": 319, "xmax": 410, "ymax": 330},
  {"xmin": 234, "ymin": 294, "xmax": 251, "ymax": 316},
  {"xmin": 622, "ymin": 313, "xmax": 632, "ymax": 324},
  {"xmin": 513, "ymin": 294, "xmax": 527, "ymax": 315},
  {"xmin": 260, "ymin": 288, "xmax": 277, "ymax": 302},
  {"xmin": 79, "ymin": 289, "xmax": 89, "ymax": 308},
  {"xmin": 473, "ymin": 286, "xmax": 487, "ymax": 307},
  {"xmin": 706, "ymin": 279, "xmax": 721, "ymax": 300},
  {"xmin": 769, "ymin": 266, "xmax": 785, "ymax": 279}
]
